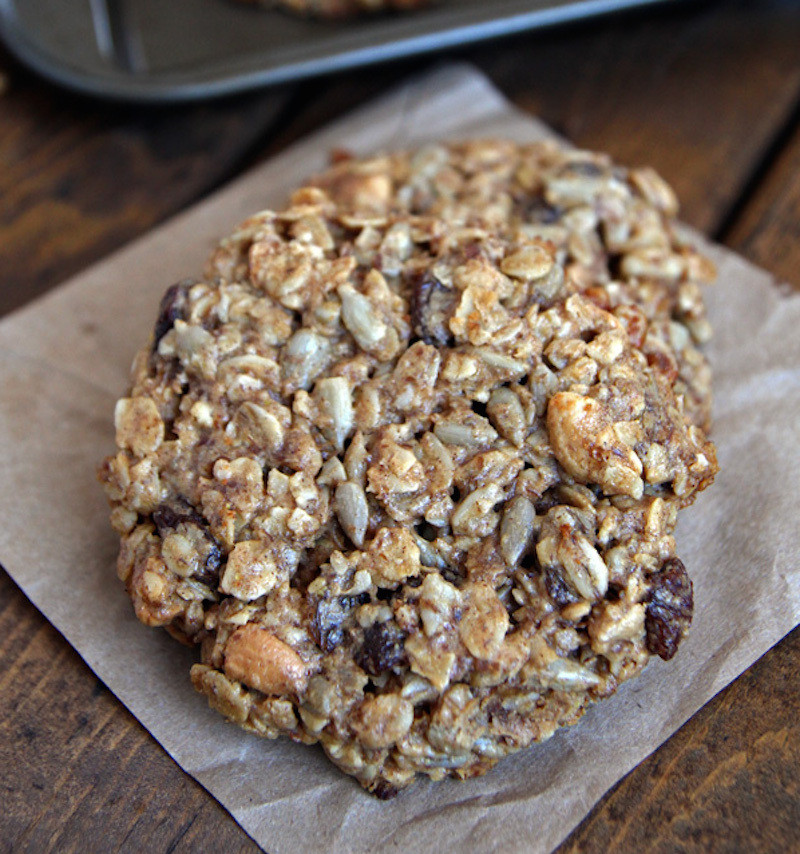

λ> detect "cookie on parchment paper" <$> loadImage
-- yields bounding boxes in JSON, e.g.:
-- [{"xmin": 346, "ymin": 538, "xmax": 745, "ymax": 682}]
[{"xmin": 99, "ymin": 142, "xmax": 717, "ymax": 797}]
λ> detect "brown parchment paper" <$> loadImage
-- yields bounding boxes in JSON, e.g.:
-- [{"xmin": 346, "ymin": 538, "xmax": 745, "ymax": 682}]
[{"xmin": 1, "ymin": 65, "xmax": 799, "ymax": 854}]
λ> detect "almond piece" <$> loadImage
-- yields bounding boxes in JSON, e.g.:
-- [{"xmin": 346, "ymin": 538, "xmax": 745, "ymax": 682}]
[{"xmin": 224, "ymin": 625, "xmax": 308, "ymax": 696}]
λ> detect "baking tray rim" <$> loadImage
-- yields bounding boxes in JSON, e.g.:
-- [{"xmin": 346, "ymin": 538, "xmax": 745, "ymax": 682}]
[{"xmin": 0, "ymin": 0, "xmax": 675, "ymax": 102}]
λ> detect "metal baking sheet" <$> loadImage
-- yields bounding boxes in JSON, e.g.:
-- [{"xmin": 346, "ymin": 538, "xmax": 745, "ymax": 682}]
[{"xmin": 0, "ymin": 0, "xmax": 677, "ymax": 101}]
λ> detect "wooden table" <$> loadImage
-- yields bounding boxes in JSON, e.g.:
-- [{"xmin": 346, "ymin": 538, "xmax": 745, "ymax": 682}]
[{"xmin": 2, "ymin": 0, "xmax": 799, "ymax": 850}]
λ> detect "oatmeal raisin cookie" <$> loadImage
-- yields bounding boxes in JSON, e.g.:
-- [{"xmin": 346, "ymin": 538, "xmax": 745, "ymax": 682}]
[{"xmin": 99, "ymin": 143, "xmax": 717, "ymax": 796}]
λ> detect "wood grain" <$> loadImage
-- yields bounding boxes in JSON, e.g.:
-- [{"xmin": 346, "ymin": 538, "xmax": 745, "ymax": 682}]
[
  {"xmin": 0, "ymin": 46, "xmax": 292, "ymax": 318},
  {"xmin": 723, "ymin": 108, "xmax": 800, "ymax": 289},
  {"xmin": 557, "ymin": 627, "xmax": 800, "ymax": 854},
  {"xmin": 0, "ymin": 572, "xmax": 259, "ymax": 854},
  {"xmin": 1, "ymin": 0, "xmax": 799, "ymax": 851}
]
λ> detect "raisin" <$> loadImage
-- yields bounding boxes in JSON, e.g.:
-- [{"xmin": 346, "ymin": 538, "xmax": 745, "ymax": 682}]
[
  {"xmin": 564, "ymin": 160, "xmax": 604, "ymax": 178},
  {"xmin": 544, "ymin": 567, "xmax": 578, "ymax": 607},
  {"xmin": 152, "ymin": 280, "xmax": 191, "ymax": 348},
  {"xmin": 314, "ymin": 598, "xmax": 350, "ymax": 652},
  {"xmin": 461, "ymin": 241, "xmax": 483, "ymax": 261},
  {"xmin": 343, "ymin": 591, "xmax": 371, "ymax": 608},
  {"xmin": 356, "ymin": 621, "xmax": 407, "ymax": 676},
  {"xmin": 151, "ymin": 502, "xmax": 222, "ymax": 586},
  {"xmin": 152, "ymin": 503, "xmax": 201, "ymax": 533},
  {"xmin": 371, "ymin": 779, "xmax": 400, "ymax": 800},
  {"xmin": 314, "ymin": 593, "xmax": 369, "ymax": 653},
  {"xmin": 520, "ymin": 196, "xmax": 562, "ymax": 225},
  {"xmin": 195, "ymin": 543, "xmax": 222, "ymax": 586},
  {"xmin": 440, "ymin": 566, "xmax": 463, "ymax": 586},
  {"xmin": 409, "ymin": 272, "xmax": 455, "ymax": 348},
  {"xmin": 645, "ymin": 557, "xmax": 693, "ymax": 660}
]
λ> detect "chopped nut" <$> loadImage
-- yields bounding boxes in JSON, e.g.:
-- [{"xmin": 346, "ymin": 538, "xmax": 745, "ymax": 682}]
[
  {"xmin": 224, "ymin": 625, "xmax": 308, "ymax": 695},
  {"xmin": 362, "ymin": 527, "xmax": 421, "ymax": 588},
  {"xmin": 191, "ymin": 664, "xmax": 251, "ymax": 724},
  {"xmin": 114, "ymin": 397, "xmax": 164, "ymax": 456},
  {"xmin": 547, "ymin": 391, "xmax": 644, "ymax": 498},
  {"xmin": 451, "ymin": 484, "xmax": 504, "ymax": 537},
  {"xmin": 459, "ymin": 584, "xmax": 509, "ymax": 660},
  {"xmin": 352, "ymin": 694, "xmax": 414, "ymax": 749},
  {"xmin": 220, "ymin": 537, "xmax": 296, "ymax": 600}
]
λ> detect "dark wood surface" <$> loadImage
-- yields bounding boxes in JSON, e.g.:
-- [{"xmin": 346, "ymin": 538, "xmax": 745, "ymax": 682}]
[{"xmin": 2, "ymin": 0, "xmax": 799, "ymax": 850}]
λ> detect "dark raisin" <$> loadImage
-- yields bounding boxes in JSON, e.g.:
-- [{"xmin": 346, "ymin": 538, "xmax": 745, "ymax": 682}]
[
  {"xmin": 409, "ymin": 272, "xmax": 455, "ymax": 348},
  {"xmin": 645, "ymin": 557, "xmax": 693, "ymax": 660},
  {"xmin": 152, "ymin": 503, "xmax": 207, "ymax": 535},
  {"xmin": 152, "ymin": 505, "xmax": 180, "ymax": 533},
  {"xmin": 371, "ymin": 779, "xmax": 400, "ymax": 800},
  {"xmin": 440, "ymin": 566, "xmax": 463, "ymax": 586},
  {"xmin": 544, "ymin": 567, "xmax": 578, "ymax": 607},
  {"xmin": 152, "ymin": 280, "xmax": 191, "ymax": 349},
  {"xmin": 356, "ymin": 622, "xmax": 407, "ymax": 676},
  {"xmin": 151, "ymin": 502, "xmax": 222, "ymax": 585},
  {"xmin": 342, "ymin": 591, "xmax": 371, "ymax": 609},
  {"xmin": 313, "ymin": 592, "xmax": 369, "ymax": 652},
  {"xmin": 314, "ymin": 598, "xmax": 351, "ymax": 652},
  {"xmin": 461, "ymin": 242, "xmax": 483, "ymax": 261},
  {"xmin": 564, "ymin": 160, "xmax": 604, "ymax": 177},
  {"xmin": 520, "ymin": 196, "xmax": 562, "ymax": 224},
  {"xmin": 153, "ymin": 504, "xmax": 198, "ymax": 538},
  {"xmin": 194, "ymin": 542, "xmax": 223, "ymax": 586}
]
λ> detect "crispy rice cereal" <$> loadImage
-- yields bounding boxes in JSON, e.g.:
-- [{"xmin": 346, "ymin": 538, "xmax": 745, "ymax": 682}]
[{"xmin": 99, "ymin": 141, "xmax": 717, "ymax": 797}]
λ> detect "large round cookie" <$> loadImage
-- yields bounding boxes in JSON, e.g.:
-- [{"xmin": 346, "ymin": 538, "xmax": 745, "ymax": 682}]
[{"xmin": 99, "ymin": 159, "xmax": 717, "ymax": 796}]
